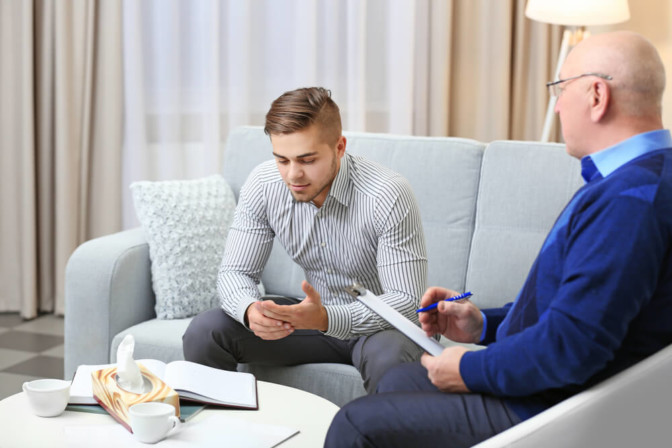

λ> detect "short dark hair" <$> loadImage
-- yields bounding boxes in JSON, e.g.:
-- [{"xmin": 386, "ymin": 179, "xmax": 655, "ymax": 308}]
[{"xmin": 264, "ymin": 87, "xmax": 342, "ymax": 145}]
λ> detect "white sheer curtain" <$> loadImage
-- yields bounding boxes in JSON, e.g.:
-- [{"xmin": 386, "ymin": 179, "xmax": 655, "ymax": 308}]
[{"xmin": 121, "ymin": 0, "xmax": 449, "ymax": 228}]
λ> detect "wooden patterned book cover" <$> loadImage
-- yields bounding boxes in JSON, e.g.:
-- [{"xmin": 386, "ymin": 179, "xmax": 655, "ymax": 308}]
[{"xmin": 91, "ymin": 363, "xmax": 180, "ymax": 432}]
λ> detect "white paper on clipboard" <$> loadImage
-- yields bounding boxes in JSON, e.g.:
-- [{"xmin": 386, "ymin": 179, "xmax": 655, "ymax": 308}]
[{"xmin": 345, "ymin": 283, "xmax": 445, "ymax": 357}]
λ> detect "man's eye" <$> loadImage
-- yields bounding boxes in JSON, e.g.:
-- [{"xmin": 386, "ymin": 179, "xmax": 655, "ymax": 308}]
[
  {"xmin": 301, "ymin": 159, "xmax": 315, "ymax": 164},
  {"xmin": 276, "ymin": 159, "xmax": 289, "ymax": 165}
]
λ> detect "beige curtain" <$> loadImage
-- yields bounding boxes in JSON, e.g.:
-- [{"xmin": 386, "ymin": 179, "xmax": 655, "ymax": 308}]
[
  {"xmin": 0, "ymin": 0, "xmax": 123, "ymax": 318},
  {"xmin": 434, "ymin": 0, "xmax": 562, "ymax": 141},
  {"xmin": 0, "ymin": 0, "xmax": 564, "ymax": 318}
]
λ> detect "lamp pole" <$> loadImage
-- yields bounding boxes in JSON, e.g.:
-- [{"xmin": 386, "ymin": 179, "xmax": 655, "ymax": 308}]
[
  {"xmin": 541, "ymin": 27, "xmax": 588, "ymax": 142},
  {"xmin": 525, "ymin": 0, "xmax": 631, "ymax": 142}
]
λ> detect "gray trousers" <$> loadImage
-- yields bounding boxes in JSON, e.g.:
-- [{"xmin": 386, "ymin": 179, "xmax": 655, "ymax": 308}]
[{"xmin": 182, "ymin": 297, "xmax": 423, "ymax": 393}]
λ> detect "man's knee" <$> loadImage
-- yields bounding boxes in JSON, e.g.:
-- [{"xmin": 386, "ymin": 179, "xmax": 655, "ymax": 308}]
[
  {"xmin": 376, "ymin": 361, "xmax": 434, "ymax": 394},
  {"xmin": 362, "ymin": 330, "xmax": 423, "ymax": 364},
  {"xmin": 325, "ymin": 398, "xmax": 377, "ymax": 448},
  {"xmin": 354, "ymin": 330, "xmax": 423, "ymax": 393},
  {"xmin": 182, "ymin": 308, "xmax": 237, "ymax": 365}
]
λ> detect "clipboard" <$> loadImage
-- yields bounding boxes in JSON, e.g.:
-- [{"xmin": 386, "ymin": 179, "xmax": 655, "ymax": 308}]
[{"xmin": 345, "ymin": 283, "xmax": 445, "ymax": 356}]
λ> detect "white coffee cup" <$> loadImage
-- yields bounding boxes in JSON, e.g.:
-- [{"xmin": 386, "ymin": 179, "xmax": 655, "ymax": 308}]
[
  {"xmin": 22, "ymin": 378, "xmax": 71, "ymax": 417},
  {"xmin": 129, "ymin": 402, "xmax": 182, "ymax": 444}
]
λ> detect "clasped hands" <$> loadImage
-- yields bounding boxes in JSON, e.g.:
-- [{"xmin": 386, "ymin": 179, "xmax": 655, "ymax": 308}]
[
  {"xmin": 245, "ymin": 280, "xmax": 328, "ymax": 340},
  {"xmin": 418, "ymin": 286, "xmax": 485, "ymax": 393}
]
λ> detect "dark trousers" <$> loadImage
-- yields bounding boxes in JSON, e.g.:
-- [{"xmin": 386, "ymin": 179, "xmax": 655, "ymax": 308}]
[
  {"xmin": 182, "ymin": 297, "xmax": 423, "ymax": 393},
  {"xmin": 324, "ymin": 361, "xmax": 522, "ymax": 448}
]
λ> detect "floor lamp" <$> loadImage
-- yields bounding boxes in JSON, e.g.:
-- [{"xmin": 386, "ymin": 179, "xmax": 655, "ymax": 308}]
[{"xmin": 525, "ymin": 0, "xmax": 631, "ymax": 142}]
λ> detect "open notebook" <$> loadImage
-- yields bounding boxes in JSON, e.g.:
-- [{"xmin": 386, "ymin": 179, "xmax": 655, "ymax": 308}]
[{"xmin": 70, "ymin": 359, "xmax": 257, "ymax": 409}]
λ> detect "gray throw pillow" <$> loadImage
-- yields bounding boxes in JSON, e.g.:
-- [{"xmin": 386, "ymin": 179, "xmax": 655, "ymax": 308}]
[{"xmin": 130, "ymin": 175, "xmax": 236, "ymax": 319}]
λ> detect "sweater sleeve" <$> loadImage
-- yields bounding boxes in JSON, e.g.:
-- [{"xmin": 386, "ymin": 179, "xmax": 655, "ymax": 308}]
[{"xmin": 460, "ymin": 190, "xmax": 666, "ymax": 397}]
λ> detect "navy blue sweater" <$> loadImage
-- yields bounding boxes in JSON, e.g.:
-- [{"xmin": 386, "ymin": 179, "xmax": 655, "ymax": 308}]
[{"xmin": 460, "ymin": 132, "xmax": 672, "ymax": 420}]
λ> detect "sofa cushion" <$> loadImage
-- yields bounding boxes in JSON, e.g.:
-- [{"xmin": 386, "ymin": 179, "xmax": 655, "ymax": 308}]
[
  {"xmin": 130, "ymin": 175, "xmax": 236, "ymax": 319},
  {"xmin": 237, "ymin": 363, "xmax": 366, "ymax": 407},
  {"xmin": 465, "ymin": 141, "xmax": 583, "ymax": 309},
  {"xmin": 111, "ymin": 318, "xmax": 193, "ymax": 362}
]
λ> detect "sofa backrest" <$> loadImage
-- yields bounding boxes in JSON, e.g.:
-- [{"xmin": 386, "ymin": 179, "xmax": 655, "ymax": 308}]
[
  {"xmin": 345, "ymin": 132, "xmax": 486, "ymax": 293},
  {"xmin": 222, "ymin": 126, "xmax": 583, "ymax": 307},
  {"xmin": 465, "ymin": 141, "xmax": 583, "ymax": 309}
]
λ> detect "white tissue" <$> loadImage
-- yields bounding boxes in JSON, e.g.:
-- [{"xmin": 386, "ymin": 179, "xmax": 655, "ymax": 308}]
[{"xmin": 115, "ymin": 334, "xmax": 145, "ymax": 394}]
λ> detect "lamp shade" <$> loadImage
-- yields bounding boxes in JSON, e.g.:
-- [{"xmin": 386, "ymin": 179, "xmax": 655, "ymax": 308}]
[{"xmin": 525, "ymin": 0, "xmax": 630, "ymax": 26}]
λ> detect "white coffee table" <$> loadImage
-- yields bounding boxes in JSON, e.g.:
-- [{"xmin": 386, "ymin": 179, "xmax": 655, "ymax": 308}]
[{"xmin": 0, "ymin": 381, "xmax": 339, "ymax": 447}]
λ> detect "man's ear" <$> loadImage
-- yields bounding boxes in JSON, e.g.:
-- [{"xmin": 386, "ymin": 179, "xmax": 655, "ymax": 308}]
[
  {"xmin": 589, "ymin": 80, "xmax": 610, "ymax": 123},
  {"xmin": 336, "ymin": 136, "xmax": 347, "ymax": 158}
]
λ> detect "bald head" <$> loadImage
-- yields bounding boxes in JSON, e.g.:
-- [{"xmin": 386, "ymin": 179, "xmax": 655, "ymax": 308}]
[
  {"xmin": 556, "ymin": 31, "xmax": 666, "ymax": 157},
  {"xmin": 565, "ymin": 31, "xmax": 665, "ymax": 118}
]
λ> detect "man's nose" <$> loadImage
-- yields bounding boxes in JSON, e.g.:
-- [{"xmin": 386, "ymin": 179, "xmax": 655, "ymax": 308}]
[{"xmin": 288, "ymin": 162, "xmax": 303, "ymax": 179}]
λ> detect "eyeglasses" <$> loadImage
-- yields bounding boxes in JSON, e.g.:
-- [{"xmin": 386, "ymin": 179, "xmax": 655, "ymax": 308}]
[{"xmin": 546, "ymin": 73, "xmax": 613, "ymax": 97}]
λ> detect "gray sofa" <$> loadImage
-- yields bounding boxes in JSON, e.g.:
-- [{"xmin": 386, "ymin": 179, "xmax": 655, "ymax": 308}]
[
  {"xmin": 65, "ymin": 125, "xmax": 581, "ymax": 401},
  {"xmin": 67, "ymin": 126, "xmax": 669, "ymax": 444}
]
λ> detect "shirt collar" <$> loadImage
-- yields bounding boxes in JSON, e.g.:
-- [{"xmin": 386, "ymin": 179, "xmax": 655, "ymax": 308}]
[
  {"xmin": 327, "ymin": 153, "xmax": 352, "ymax": 207},
  {"xmin": 581, "ymin": 129, "xmax": 672, "ymax": 183}
]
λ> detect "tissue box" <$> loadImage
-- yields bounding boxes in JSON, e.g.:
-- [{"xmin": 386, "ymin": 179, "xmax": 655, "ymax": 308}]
[{"xmin": 91, "ymin": 363, "xmax": 180, "ymax": 432}]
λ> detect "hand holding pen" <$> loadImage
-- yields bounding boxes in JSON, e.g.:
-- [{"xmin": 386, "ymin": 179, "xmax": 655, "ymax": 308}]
[
  {"xmin": 416, "ymin": 291, "xmax": 473, "ymax": 313},
  {"xmin": 417, "ymin": 288, "xmax": 483, "ymax": 344}
]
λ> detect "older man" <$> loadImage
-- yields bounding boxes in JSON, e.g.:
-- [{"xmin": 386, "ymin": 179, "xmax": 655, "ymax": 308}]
[{"xmin": 325, "ymin": 31, "xmax": 672, "ymax": 448}]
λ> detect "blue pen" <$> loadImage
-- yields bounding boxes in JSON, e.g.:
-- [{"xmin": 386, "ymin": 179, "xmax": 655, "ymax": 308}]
[{"xmin": 416, "ymin": 291, "xmax": 473, "ymax": 313}]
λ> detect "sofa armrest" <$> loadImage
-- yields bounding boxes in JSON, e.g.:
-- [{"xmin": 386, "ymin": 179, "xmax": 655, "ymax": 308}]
[
  {"xmin": 473, "ymin": 343, "xmax": 672, "ymax": 447},
  {"xmin": 64, "ymin": 227, "xmax": 155, "ymax": 379}
]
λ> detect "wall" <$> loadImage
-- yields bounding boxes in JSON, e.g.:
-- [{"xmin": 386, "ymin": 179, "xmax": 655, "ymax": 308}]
[{"xmin": 591, "ymin": 0, "xmax": 672, "ymax": 128}]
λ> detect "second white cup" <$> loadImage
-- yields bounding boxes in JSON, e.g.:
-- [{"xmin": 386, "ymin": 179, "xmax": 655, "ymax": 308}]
[{"xmin": 129, "ymin": 402, "xmax": 182, "ymax": 444}]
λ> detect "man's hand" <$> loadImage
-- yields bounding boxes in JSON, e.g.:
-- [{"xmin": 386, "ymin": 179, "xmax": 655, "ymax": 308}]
[
  {"xmin": 245, "ymin": 302, "xmax": 295, "ymax": 340},
  {"xmin": 421, "ymin": 346, "xmax": 470, "ymax": 392},
  {"xmin": 258, "ymin": 281, "xmax": 328, "ymax": 331},
  {"xmin": 418, "ymin": 287, "xmax": 483, "ymax": 343}
]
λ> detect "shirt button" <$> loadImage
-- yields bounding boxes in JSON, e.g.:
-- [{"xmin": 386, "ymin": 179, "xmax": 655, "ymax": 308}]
[
  {"xmin": 321, "ymin": 242, "xmax": 326, "ymax": 247},
  {"xmin": 327, "ymin": 269, "xmax": 333, "ymax": 274}
]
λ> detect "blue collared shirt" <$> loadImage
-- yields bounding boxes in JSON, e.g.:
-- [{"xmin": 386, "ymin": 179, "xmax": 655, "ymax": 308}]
[{"xmin": 581, "ymin": 129, "xmax": 672, "ymax": 183}]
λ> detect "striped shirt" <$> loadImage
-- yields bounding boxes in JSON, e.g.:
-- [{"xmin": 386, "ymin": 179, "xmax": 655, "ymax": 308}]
[{"xmin": 218, "ymin": 152, "xmax": 428, "ymax": 340}]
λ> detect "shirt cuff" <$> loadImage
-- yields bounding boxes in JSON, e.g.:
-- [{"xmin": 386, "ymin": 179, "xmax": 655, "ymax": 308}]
[
  {"xmin": 324, "ymin": 304, "xmax": 353, "ymax": 340},
  {"xmin": 235, "ymin": 296, "xmax": 259, "ymax": 329},
  {"xmin": 479, "ymin": 311, "xmax": 488, "ymax": 343},
  {"xmin": 480, "ymin": 306, "xmax": 510, "ymax": 345}
]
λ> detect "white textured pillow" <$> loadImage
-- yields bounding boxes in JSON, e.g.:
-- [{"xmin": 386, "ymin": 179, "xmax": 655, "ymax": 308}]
[{"xmin": 130, "ymin": 175, "xmax": 236, "ymax": 319}]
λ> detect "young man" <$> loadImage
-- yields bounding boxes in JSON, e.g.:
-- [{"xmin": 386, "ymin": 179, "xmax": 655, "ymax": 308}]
[
  {"xmin": 183, "ymin": 87, "xmax": 428, "ymax": 393},
  {"xmin": 325, "ymin": 31, "xmax": 672, "ymax": 447}
]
